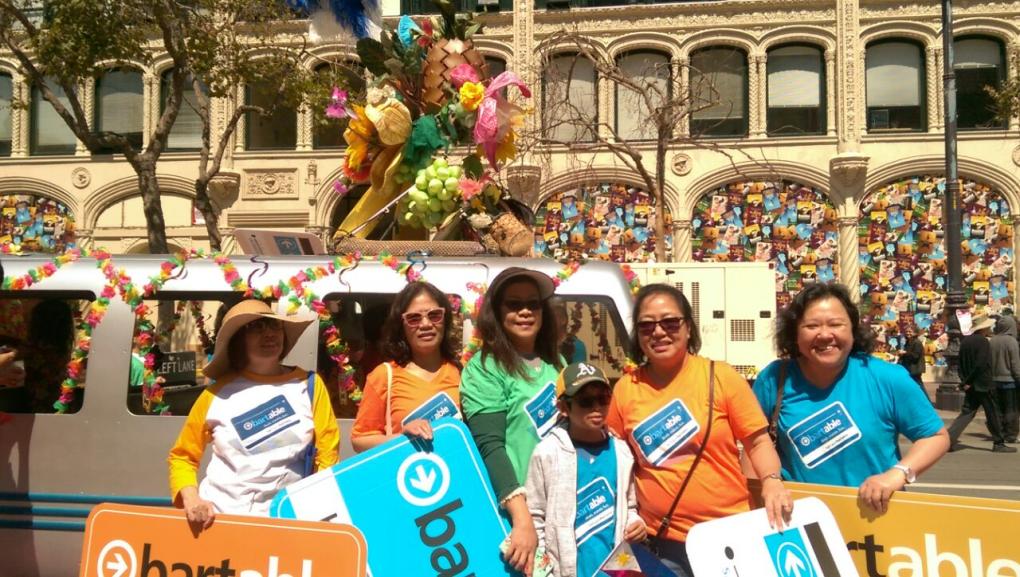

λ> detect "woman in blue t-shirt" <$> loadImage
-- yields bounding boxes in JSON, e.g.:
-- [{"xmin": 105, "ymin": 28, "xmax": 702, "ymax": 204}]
[{"xmin": 752, "ymin": 283, "xmax": 949, "ymax": 514}]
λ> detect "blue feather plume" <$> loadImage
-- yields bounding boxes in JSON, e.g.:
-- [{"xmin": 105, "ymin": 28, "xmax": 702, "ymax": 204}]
[{"xmin": 285, "ymin": 0, "xmax": 380, "ymax": 39}]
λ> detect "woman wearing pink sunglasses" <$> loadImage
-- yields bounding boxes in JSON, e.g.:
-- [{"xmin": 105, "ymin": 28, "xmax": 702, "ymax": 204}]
[{"xmin": 351, "ymin": 281, "xmax": 462, "ymax": 452}]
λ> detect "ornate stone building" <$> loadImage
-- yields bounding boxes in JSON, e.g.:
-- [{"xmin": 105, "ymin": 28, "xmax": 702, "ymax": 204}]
[{"xmin": 2, "ymin": 0, "xmax": 1020, "ymax": 352}]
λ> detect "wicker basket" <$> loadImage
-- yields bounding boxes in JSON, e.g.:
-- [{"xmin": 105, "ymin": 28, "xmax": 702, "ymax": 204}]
[
  {"xmin": 489, "ymin": 212, "xmax": 532, "ymax": 257},
  {"xmin": 334, "ymin": 238, "xmax": 486, "ymax": 257}
]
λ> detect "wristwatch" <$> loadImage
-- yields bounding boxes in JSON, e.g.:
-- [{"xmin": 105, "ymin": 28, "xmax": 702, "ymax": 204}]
[{"xmin": 892, "ymin": 464, "xmax": 916, "ymax": 484}]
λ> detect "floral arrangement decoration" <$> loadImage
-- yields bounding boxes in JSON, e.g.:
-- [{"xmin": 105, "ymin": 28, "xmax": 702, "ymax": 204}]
[{"xmin": 329, "ymin": 0, "xmax": 532, "ymax": 242}]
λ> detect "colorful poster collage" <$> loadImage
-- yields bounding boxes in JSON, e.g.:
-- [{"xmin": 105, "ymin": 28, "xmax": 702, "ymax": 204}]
[
  {"xmin": 691, "ymin": 180, "xmax": 840, "ymax": 310},
  {"xmin": 1, "ymin": 194, "xmax": 77, "ymax": 253},
  {"xmin": 858, "ymin": 175, "xmax": 1013, "ymax": 364},
  {"xmin": 532, "ymin": 182, "xmax": 672, "ymax": 263}
]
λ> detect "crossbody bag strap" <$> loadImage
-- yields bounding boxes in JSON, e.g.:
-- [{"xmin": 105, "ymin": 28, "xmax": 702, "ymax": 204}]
[
  {"xmin": 303, "ymin": 371, "xmax": 317, "ymax": 477},
  {"xmin": 655, "ymin": 360, "xmax": 716, "ymax": 540},
  {"xmin": 384, "ymin": 362, "xmax": 394, "ymax": 436},
  {"xmin": 768, "ymin": 361, "xmax": 787, "ymax": 441}
]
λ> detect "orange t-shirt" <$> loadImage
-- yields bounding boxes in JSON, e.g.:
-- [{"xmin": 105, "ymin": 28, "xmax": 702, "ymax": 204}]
[
  {"xmin": 606, "ymin": 355, "xmax": 767, "ymax": 542},
  {"xmin": 351, "ymin": 361, "xmax": 461, "ymax": 437}
]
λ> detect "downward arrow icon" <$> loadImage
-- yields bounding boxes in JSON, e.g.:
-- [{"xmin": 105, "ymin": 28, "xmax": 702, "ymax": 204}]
[
  {"xmin": 409, "ymin": 464, "xmax": 437, "ymax": 493},
  {"xmin": 784, "ymin": 550, "xmax": 806, "ymax": 577},
  {"xmin": 106, "ymin": 553, "xmax": 128, "ymax": 577}
]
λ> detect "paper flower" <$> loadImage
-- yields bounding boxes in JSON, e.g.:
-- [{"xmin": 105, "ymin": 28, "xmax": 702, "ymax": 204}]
[
  {"xmin": 450, "ymin": 63, "xmax": 480, "ymax": 89},
  {"xmin": 459, "ymin": 177, "xmax": 484, "ymax": 201},
  {"xmin": 458, "ymin": 81, "xmax": 485, "ymax": 112},
  {"xmin": 326, "ymin": 87, "xmax": 355, "ymax": 119},
  {"xmin": 473, "ymin": 72, "xmax": 531, "ymax": 169}
]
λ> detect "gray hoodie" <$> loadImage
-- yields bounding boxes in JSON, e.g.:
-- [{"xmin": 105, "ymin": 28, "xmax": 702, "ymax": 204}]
[{"xmin": 989, "ymin": 316, "xmax": 1020, "ymax": 386}]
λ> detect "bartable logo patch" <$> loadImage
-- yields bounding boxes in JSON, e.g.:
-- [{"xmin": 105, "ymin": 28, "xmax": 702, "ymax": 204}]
[{"xmin": 786, "ymin": 402, "xmax": 861, "ymax": 469}]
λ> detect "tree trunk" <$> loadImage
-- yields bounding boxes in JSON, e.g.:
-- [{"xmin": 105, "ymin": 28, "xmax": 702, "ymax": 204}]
[
  {"xmin": 655, "ymin": 137, "xmax": 669, "ymax": 263},
  {"xmin": 194, "ymin": 178, "xmax": 222, "ymax": 251},
  {"xmin": 136, "ymin": 160, "xmax": 170, "ymax": 254}
]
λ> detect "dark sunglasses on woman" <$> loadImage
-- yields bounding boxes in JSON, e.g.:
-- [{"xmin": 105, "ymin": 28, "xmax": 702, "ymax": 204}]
[
  {"xmin": 636, "ymin": 317, "xmax": 686, "ymax": 336},
  {"xmin": 502, "ymin": 298, "xmax": 543, "ymax": 313},
  {"xmin": 402, "ymin": 308, "xmax": 445, "ymax": 328}
]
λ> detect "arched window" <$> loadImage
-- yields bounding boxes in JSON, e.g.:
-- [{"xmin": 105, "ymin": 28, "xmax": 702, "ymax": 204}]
[
  {"xmin": 866, "ymin": 40, "xmax": 926, "ymax": 131},
  {"xmin": 161, "ymin": 69, "xmax": 205, "ymax": 151},
  {"xmin": 245, "ymin": 82, "xmax": 297, "ymax": 150},
  {"xmin": 0, "ymin": 73, "xmax": 11, "ymax": 156},
  {"xmin": 31, "ymin": 78, "xmax": 77, "ymax": 155},
  {"xmin": 615, "ymin": 50, "xmax": 671, "ymax": 141},
  {"xmin": 690, "ymin": 46, "xmax": 748, "ymax": 137},
  {"xmin": 96, "ymin": 68, "xmax": 144, "ymax": 150},
  {"xmin": 484, "ymin": 55, "xmax": 507, "ymax": 97},
  {"xmin": 543, "ymin": 53, "xmax": 598, "ymax": 142},
  {"xmin": 767, "ymin": 45, "xmax": 825, "ymax": 136},
  {"xmin": 955, "ymin": 37, "xmax": 1006, "ymax": 130}
]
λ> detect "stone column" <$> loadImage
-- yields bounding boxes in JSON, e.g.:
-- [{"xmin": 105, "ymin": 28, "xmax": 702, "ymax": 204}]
[
  {"xmin": 233, "ymin": 86, "xmax": 246, "ymax": 153},
  {"xmin": 927, "ymin": 46, "xmax": 941, "ymax": 131},
  {"xmin": 514, "ymin": 0, "xmax": 538, "ymax": 134},
  {"xmin": 74, "ymin": 228, "xmax": 94, "ymax": 251},
  {"xmin": 76, "ymin": 78, "xmax": 93, "ymax": 156},
  {"xmin": 1013, "ymin": 218, "xmax": 1020, "ymax": 303},
  {"xmin": 12, "ymin": 75, "xmax": 28, "ymax": 157},
  {"xmin": 835, "ymin": 0, "xmax": 862, "ymax": 151},
  {"xmin": 297, "ymin": 103, "xmax": 313, "ymax": 152},
  {"xmin": 1010, "ymin": 44, "xmax": 1020, "ymax": 132},
  {"xmin": 749, "ymin": 53, "xmax": 765, "ymax": 138},
  {"xmin": 825, "ymin": 50, "xmax": 837, "ymax": 136},
  {"xmin": 678, "ymin": 56, "xmax": 690, "ymax": 139},
  {"xmin": 672, "ymin": 219, "xmax": 692, "ymax": 262},
  {"xmin": 837, "ymin": 216, "xmax": 860, "ymax": 300},
  {"xmin": 143, "ymin": 74, "xmax": 157, "ymax": 149}
]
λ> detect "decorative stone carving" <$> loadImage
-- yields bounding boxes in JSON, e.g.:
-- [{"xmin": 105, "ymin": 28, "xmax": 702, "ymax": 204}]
[
  {"xmin": 829, "ymin": 153, "xmax": 869, "ymax": 190},
  {"xmin": 1012, "ymin": 145, "xmax": 1020, "ymax": 167},
  {"xmin": 71, "ymin": 167, "xmax": 91, "ymax": 189},
  {"xmin": 306, "ymin": 160, "xmax": 320, "ymax": 187},
  {"xmin": 671, "ymin": 153, "xmax": 693, "ymax": 176},
  {"xmin": 243, "ymin": 169, "xmax": 299, "ymax": 200},
  {"xmin": 209, "ymin": 171, "xmax": 241, "ymax": 211},
  {"xmin": 506, "ymin": 164, "xmax": 543, "ymax": 208}
]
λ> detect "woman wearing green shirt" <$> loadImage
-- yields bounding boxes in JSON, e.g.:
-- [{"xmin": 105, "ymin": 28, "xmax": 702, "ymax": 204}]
[{"xmin": 461, "ymin": 267, "xmax": 564, "ymax": 576}]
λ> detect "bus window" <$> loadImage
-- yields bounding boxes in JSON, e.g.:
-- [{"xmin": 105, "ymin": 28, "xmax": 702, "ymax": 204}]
[
  {"xmin": 552, "ymin": 296, "xmax": 630, "ymax": 381},
  {"xmin": 320, "ymin": 292, "xmax": 465, "ymax": 418},
  {"xmin": 127, "ymin": 298, "xmax": 230, "ymax": 416},
  {"xmin": 0, "ymin": 295, "xmax": 94, "ymax": 414}
]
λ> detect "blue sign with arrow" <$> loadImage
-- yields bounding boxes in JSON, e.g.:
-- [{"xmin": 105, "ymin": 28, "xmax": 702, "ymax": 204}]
[{"xmin": 269, "ymin": 418, "xmax": 513, "ymax": 577}]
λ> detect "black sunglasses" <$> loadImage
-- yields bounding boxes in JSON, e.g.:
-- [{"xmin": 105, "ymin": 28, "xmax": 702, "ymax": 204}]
[
  {"xmin": 502, "ymin": 298, "xmax": 544, "ymax": 313},
  {"xmin": 245, "ymin": 318, "xmax": 284, "ymax": 333},
  {"xmin": 571, "ymin": 393, "xmax": 612, "ymax": 409},
  {"xmin": 636, "ymin": 317, "xmax": 686, "ymax": 336}
]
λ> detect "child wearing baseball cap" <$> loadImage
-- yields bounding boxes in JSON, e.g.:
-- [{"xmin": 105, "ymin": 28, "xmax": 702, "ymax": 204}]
[{"xmin": 525, "ymin": 362, "xmax": 646, "ymax": 577}]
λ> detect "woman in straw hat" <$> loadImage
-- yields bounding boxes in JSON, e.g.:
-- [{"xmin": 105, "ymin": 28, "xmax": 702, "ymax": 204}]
[
  {"xmin": 351, "ymin": 281, "xmax": 462, "ymax": 452},
  {"xmin": 168, "ymin": 300, "xmax": 339, "ymax": 528},
  {"xmin": 460, "ymin": 267, "xmax": 564, "ymax": 576}
]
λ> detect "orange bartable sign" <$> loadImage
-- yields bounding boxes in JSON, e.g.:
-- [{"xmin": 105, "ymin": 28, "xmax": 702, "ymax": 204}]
[{"xmin": 79, "ymin": 503, "xmax": 367, "ymax": 577}]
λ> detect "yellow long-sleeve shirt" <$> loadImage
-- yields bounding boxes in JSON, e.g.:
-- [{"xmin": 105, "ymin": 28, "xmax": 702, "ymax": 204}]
[{"xmin": 168, "ymin": 368, "xmax": 339, "ymax": 515}]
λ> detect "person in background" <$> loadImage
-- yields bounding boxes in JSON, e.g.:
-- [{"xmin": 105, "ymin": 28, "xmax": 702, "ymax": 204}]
[
  {"xmin": 948, "ymin": 315, "xmax": 1015, "ymax": 452},
  {"xmin": 898, "ymin": 326, "xmax": 929, "ymax": 402},
  {"xmin": 754, "ymin": 283, "xmax": 950, "ymax": 511},
  {"xmin": 168, "ymin": 300, "xmax": 339, "ymax": 529},
  {"xmin": 351, "ymin": 282, "xmax": 461, "ymax": 452},
  {"xmin": 608, "ymin": 284, "xmax": 791, "ymax": 577},
  {"xmin": 551, "ymin": 297, "xmax": 587, "ymax": 364},
  {"xmin": 991, "ymin": 314, "xmax": 1020, "ymax": 444},
  {"xmin": 526, "ymin": 362, "xmax": 646, "ymax": 577},
  {"xmin": 22, "ymin": 300, "xmax": 76, "ymax": 412},
  {"xmin": 461, "ymin": 267, "xmax": 565, "ymax": 576}
]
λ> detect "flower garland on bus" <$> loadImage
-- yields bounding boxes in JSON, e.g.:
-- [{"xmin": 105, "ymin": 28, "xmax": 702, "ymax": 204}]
[
  {"xmin": 620, "ymin": 264, "xmax": 641, "ymax": 296},
  {"xmin": 459, "ymin": 281, "xmax": 486, "ymax": 365},
  {"xmin": 1, "ymin": 248, "xmax": 83, "ymax": 291}
]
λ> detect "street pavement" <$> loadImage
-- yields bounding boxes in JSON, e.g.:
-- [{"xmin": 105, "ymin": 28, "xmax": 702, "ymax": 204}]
[{"xmin": 902, "ymin": 386, "xmax": 1020, "ymax": 501}]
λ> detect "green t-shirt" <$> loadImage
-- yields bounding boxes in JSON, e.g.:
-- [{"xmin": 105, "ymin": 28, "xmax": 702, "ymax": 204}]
[
  {"xmin": 129, "ymin": 353, "xmax": 145, "ymax": 388},
  {"xmin": 461, "ymin": 352, "xmax": 562, "ymax": 486}
]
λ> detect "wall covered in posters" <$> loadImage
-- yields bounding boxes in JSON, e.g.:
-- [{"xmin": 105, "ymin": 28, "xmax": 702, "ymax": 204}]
[
  {"xmin": 858, "ymin": 175, "xmax": 1013, "ymax": 364},
  {"xmin": 691, "ymin": 180, "xmax": 839, "ymax": 310},
  {"xmin": 532, "ymin": 182, "xmax": 672, "ymax": 262},
  {"xmin": 0, "ymin": 193, "xmax": 77, "ymax": 253}
]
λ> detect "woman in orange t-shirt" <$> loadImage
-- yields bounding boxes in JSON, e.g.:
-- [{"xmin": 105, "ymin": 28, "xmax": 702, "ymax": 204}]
[
  {"xmin": 351, "ymin": 281, "xmax": 462, "ymax": 452},
  {"xmin": 606, "ymin": 284, "xmax": 792, "ymax": 576}
]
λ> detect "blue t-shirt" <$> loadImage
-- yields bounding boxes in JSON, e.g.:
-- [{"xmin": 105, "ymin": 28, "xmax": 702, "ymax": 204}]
[
  {"xmin": 574, "ymin": 438, "xmax": 617, "ymax": 577},
  {"xmin": 752, "ymin": 354, "xmax": 944, "ymax": 487}
]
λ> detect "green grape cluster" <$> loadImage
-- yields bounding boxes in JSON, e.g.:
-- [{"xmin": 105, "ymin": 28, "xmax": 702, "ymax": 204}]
[{"xmin": 397, "ymin": 158, "xmax": 464, "ymax": 229}]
